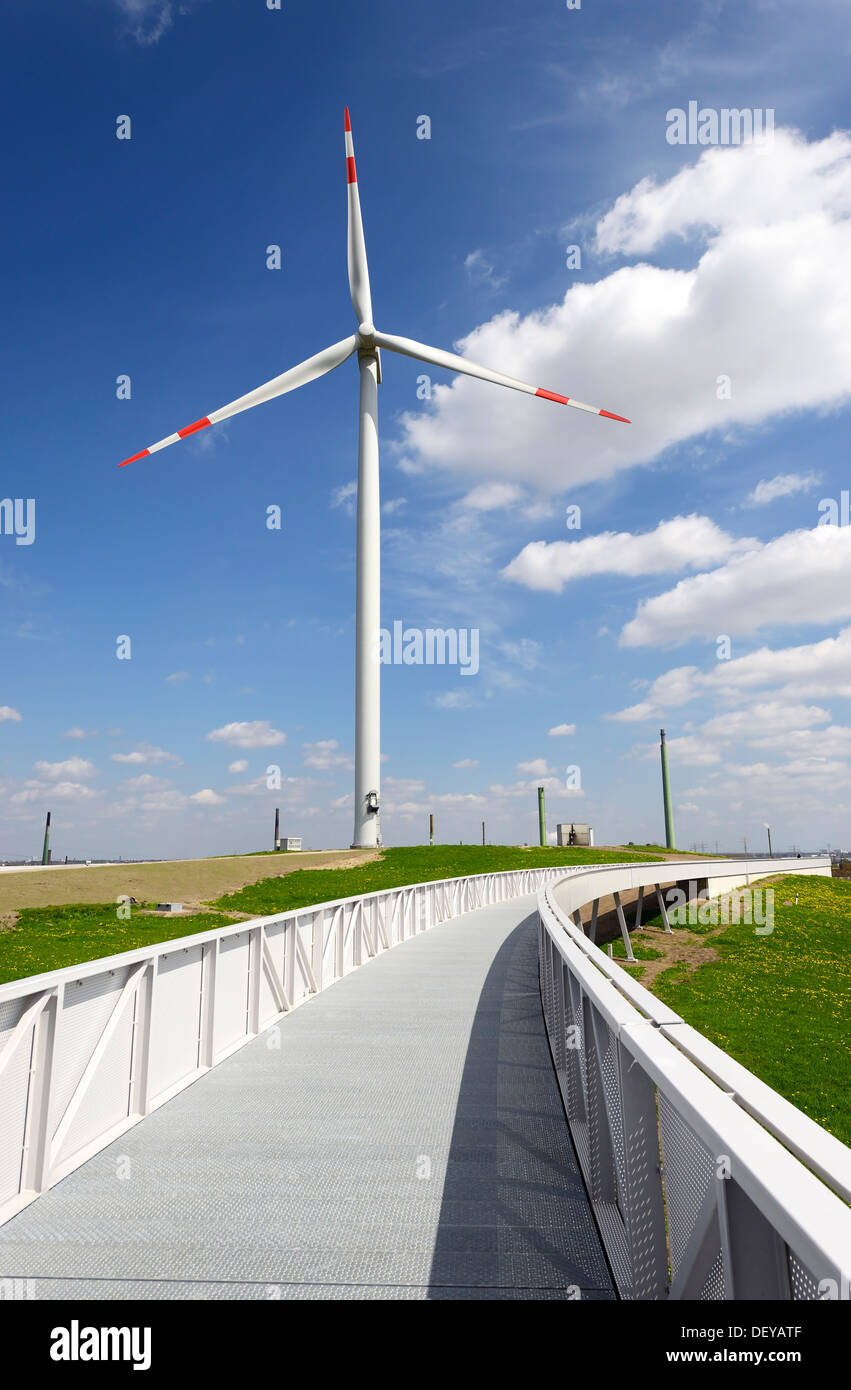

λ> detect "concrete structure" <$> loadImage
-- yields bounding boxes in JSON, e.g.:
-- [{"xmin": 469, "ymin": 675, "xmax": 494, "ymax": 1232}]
[{"xmin": 556, "ymin": 822, "xmax": 594, "ymax": 847}]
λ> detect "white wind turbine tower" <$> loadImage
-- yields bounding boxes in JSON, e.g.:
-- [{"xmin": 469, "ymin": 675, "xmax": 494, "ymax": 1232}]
[{"xmin": 120, "ymin": 109, "xmax": 630, "ymax": 849}]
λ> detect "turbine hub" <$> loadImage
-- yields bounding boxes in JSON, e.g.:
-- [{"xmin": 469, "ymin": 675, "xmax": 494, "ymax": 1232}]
[{"xmin": 358, "ymin": 322, "xmax": 376, "ymax": 349}]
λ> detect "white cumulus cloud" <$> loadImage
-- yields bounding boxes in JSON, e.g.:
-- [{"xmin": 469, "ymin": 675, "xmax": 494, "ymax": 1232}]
[
  {"xmin": 190, "ymin": 788, "xmax": 226, "ymax": 806},
  {"xmin": 504, "ymin": 516, "xmax": 757, "ymax": 594},
  {"xmin": 744, "ymin": 472, "xmax": 820, "ymax": 506},
  {"xmin": 111, "ymin": 744, "xmax": 182, "ymax": 765},
  {"xmin": 621, "ymin": 525, "xmax": 851, "ymax": 647},
  {"xmin": 393, "ymin": 130, "xmax": 851, "ymax": 493},
  {"xmin": 206, "ymin": 721, "xmax": 286, "ymax": 749},
  {"xmin": 34, "ymin": 757, "xmax": 97, "ymax": 781},
  {"xmin": 517, "ymin": 758, "xmax": 552, "ymax": 776}
]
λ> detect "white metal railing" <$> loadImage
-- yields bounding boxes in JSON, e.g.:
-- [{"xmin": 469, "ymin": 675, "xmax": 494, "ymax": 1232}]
[
  {"xmin": 0, "ymin": 860, "xmax": 593, "ymax": 1228},
  {"xmin": 538, "ymin": 856, "xmax": 851, "ymax": 1301}
]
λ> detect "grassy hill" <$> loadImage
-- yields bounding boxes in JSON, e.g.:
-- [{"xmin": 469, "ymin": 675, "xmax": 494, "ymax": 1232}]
[
  {"xmin": 631, "ymin": 874, "xmax": 851, "ymax": 1145},
  {"xmin": 0, "ymin": 843, "xmax": 659, "ymax": 985}
]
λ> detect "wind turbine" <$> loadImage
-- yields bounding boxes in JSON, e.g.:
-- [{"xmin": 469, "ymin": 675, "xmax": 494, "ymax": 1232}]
[{"xmin": 119, "ymin": 109, "xmax": 630, "ymax": 850}]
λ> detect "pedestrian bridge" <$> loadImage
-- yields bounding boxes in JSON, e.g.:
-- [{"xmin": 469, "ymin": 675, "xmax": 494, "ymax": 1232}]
[{"xmin": 0, "ymin": 857, "xmax": 847, "ymax": 1301}]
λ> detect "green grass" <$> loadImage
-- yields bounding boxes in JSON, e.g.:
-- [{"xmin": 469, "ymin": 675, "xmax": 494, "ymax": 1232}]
[
  {"xmin": 212, "ymin": 844, "xmax": 661, "ymax": 915},
  {"xmin": 0, "ymin": 844, "xmax": 662, "ymax": 984},
  {"xmin": 0, "ymin": 905, "xmax": 241, "ymax": 985},
  {"xmin": 610, "ymin": 938, "xmax": 664, "ymax": 961},
  {"xmin": 651, "ymin": 875, "xmax": 851, "ymax": 1145}
]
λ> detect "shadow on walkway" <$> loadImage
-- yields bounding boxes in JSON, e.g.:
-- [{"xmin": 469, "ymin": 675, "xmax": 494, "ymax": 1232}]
[{"xmin": 427, "ymin": 912, "xmax": 614, "ymax": 1301}]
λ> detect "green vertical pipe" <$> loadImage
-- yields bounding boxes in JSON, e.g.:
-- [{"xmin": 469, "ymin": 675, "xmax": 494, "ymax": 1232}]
[
  {"xmin": 537, "ymin": 787, "xmax": 546, "ymax": 847},
  {"xmin": 660, "ymin": 730, "xmax": 676, "ymax": 850},
  {"xmin": 41, "ymin": 810, "xmax": 51, "ymax": 866}
]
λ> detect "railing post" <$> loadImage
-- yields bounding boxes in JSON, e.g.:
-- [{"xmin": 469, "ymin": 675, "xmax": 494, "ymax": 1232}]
[
  {"xmin": 722, "ymin": 1178, "xmax": 793, "ymax": 1299},
  {"xmin": 353, "ymin": 901, "xmax": 363, "ymax": 967},
  {"xmin": 131, "ymin": 959, "xmax": 158, "ymax": 1111},
  {"xmin": 336, "ymin": 906, "xmax": 346, "ymax": 977},
  {"xmin": 248, "ymin": 925, "xmax": 263, "ymax": 1035},
  {"xmin": 312, "ymin": 910, "xmax": 325, "ymax": 992},
  {"xmin": 22, "ymin": 989, "xmax": 60, "ymax": 1195},
  {"xmin": 634, "ymin": 885, "xmax": 644, "ymax": 930}
]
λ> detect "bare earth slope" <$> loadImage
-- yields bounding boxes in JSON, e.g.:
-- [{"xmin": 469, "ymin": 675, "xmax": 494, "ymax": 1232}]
[{"xmin": 0, "ymin": 850, "xmax": 379, "ymax": 913}]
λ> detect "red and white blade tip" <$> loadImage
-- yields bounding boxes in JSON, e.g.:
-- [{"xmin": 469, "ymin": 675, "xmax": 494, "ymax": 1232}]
[
  {"xmin": 345, "ymin": 108, "xmax": 357, "ymax": 184},
  {"xmin": 119, "ymin": 416, "xmax": 211, "ymax": 468},
  {"xmin": 535, "ymin": 387, "xmax": 630, "ymax": 423}
]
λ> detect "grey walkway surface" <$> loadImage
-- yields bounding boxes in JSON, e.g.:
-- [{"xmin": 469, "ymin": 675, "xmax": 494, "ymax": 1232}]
[{"xmin": 0, "ymin": 895, "xmax": 614, "ymax": 1300}]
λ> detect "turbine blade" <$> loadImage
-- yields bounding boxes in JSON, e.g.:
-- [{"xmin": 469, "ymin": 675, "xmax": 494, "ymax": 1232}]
[
  {"xmin": 345, "ymin": 108, "xmax": 374, "ymax": 328},
  {"xmin": 119, "ymin": 336, "xmax": 358, "ymax": 468},
  {"xmin": 374, "ymin": 330, "xmax": 631, "ymax": 423}
]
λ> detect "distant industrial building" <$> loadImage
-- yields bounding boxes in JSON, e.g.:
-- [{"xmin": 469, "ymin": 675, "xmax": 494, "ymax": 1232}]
[{"xmin": 556, "ymin": 823, "xmax": 594, "ymax": 847}]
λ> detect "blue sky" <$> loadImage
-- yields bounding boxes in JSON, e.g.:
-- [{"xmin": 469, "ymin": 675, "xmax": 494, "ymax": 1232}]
[{"xmin": 2, "ymin": 0, "xmax": 851, "ymax": 858}]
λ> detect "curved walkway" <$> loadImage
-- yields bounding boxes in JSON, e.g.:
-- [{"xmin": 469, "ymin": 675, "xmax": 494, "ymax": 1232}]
[{"xmin": 0, "ymin": 895, "xmax": 613, "ymax": 1301}]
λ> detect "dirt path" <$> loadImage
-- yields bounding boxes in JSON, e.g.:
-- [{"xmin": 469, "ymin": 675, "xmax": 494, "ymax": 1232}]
[
  {"xmin": 625, "ymin": 922, "xmax": 721, "ymax": 986},
  {"xmin": 618, "ymin": 882, "xmax": 784, "ymax": 988},
  {"xmin": 0, "ymin": 849, "xmax": 380, "ymax": 913}
]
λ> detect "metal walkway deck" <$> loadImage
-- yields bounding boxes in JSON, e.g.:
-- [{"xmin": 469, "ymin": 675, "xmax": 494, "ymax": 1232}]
[{"xmin": 0, "ymin": 895, "xmax": 613, "ymax": 1300}]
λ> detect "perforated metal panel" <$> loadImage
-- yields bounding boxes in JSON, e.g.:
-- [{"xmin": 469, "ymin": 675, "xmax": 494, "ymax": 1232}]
[
  {"xmin": 560, "ymin": 969, "xmax": 585, "ymax": 1127},
  {"xmin": 599, "ymin": 1022, "xmax": 627, "ymax": 1215},
  {"xmin": 0, "ymin": 998, "xmax": 27, "ymax": 1041},
  {"xmin": 54, "ymin": 996, "xmax": 135, "ymax": 1167},
  {"xmin": 260, "ymin": 924, "xmax": 285, "ymax": 1027},
  {"xmin": 699, "ymin": 1249, "xmax": 727, "ymax": 1300},
  {"xmin": 149, "ymin": 948, "xmax": 203, "ymax": 1100},
  {"xmin": 214, "ymin": 934, "xmax": 250, "ymax": 1056},
  {"xmin": 789, "ymin": 1251, "xmax": 821, "ymax": 1300},
  {"xmin": 293, "ymin": 918, "xmax": 314, "ymax": 1004},
  {"xmin": 658, "ymin": 1092, "xmax": 715, "ymax": 1278},
  {"xmin": 52, "ymin": 970, "xmax": 131, "ymax": 1127}
]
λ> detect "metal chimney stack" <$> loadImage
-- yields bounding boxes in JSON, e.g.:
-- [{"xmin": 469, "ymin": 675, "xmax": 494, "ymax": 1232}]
[{"xmin": 660, "ymin": 730, "xmax": 676, "ymax": 850}]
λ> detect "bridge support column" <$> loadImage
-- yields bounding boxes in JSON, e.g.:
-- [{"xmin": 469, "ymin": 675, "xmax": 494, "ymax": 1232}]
[
  {"xmin": 634, "ymin": 885, "xmax": 644, "ymax": 930},
  {"xmin": 655, "ymin": 885, "xmax": 673, "ymax": 934},
  {"xmin": 613, "ymin": 890, "xmax": 636, "ymax": 962}
]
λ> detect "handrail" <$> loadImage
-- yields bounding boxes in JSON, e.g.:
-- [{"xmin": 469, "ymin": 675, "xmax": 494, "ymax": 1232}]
[
  {"xmin": 537, "ymin": 856, "xmax": 850, "ymax": 1301},
  {"xmin": 0, "ymin": 859, "xmax": 595, "ymax": 1227},
  {"xmin": 0, "ymin": 859, "xmax": 618, "ymax": 1002}
]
